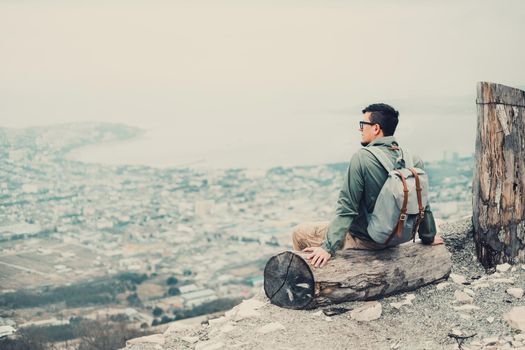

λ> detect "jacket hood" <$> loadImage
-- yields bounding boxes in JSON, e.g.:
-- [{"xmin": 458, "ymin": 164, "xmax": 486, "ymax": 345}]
[{"xmin": 365, "ymin": 136, "xmax": 399, "ymax": 148}]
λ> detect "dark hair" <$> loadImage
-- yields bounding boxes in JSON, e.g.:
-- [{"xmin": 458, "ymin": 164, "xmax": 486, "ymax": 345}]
[{"xmin": 362, "ymin": 103, "xmax": 399, "ymax": 136}]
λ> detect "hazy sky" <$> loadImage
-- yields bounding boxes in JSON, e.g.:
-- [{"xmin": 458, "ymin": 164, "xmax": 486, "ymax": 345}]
[{"xmin": 1, "ymin": 0, "xmax": 524, "ymax": 166}]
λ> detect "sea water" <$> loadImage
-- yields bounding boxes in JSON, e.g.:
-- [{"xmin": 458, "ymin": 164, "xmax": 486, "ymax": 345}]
[{"xmin": 66, "ymin": 112, "xmax": 475, "ymax": 170}]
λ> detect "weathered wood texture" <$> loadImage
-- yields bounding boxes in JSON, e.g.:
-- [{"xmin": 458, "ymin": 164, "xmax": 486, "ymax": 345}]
[
  {"xmin": 473, "ymin": 82, "xmax": 525, "ymax": 267},
  {"xmin": 264, "ymin": 243, "xmax": 451, "ymax": 309}
]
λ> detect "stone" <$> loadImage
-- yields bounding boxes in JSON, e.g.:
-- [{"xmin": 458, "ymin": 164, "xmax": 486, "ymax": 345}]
[
  {"xmin": 208, "ymin": 316, "xmax": 227, "ymax": 327},
  {"xmin": 390, "ymin": 301, "xmax": 405, "ymax": 310},
  {"xmin": 491, "ymin": 278, "xmax": 515, "ymax": 284},
  {"xmin": 463, "ymin": 288, "xmax": 475, "ymax": 297},
  {"xmin": 195, "ymin": 341, "xmax": 225, "ymax": 350},
  {"xmin": 504, "ymin": 306, "xmax": 525, "ymax": 332},
  {"xmin": 487, "ymin": 316, "xmax": 495, "ymax": 323},
  {"xmin": 458, "ymin": 313, "xmax": 472, "ymax": 320},
  {"xmin": 436, "ymin": 282, "xmax": 451, "ymax": 290},
  {"xmin": 234, "ymin": 308, "xmax": 259, "ymax": 321},
  {"xmin": 180, "ymin": 336, "xmax": 199, "ymax": 344},
  {"xmin": 325, "ymin": 317, "xmax": 333, "ymax": 322},
  {"xmin": 227, "ymin": 299, "xmax": 265, "ymax": 321},
  {"xmin": 390, "ymin": 294, "xmax": 416, "ymax": 309},
  {"xmin": 454, "ymin": 290, "xmax": 474, "ymax": 304},
  {"xmin": 258, "ymin": 322, "xmax": 285, "ymax": 334},
  {"xmin": 312, "ymin": 311, "xmax": 323, "ymax": 317},
  {"xmin": 506, "ymin": 288, "xmax": 524, "ymax": 299},
  {"xmin": 472, "ymin": 282, "xmax": 491, "ymax": 289},
  {"xmin": 126, "ymin": 334, "xmax": 165, "ymax": 346},
  {"xmin": 515, "ymin": 334, "xmax": 525, "ymax": 341},
  {"xmin": 450, "ymin": 273, "xmax": 467, "ymax": 285},
  {"xmin": 482, "ymin": 337, "xmax": 499, "ymax": 346},
  {"xmin": 220, "ymin": 323, "xmax": 236, "ymax": 333},
  {"xmin": 496, "ymin": 263, "xmax": 512, "ymax": 272},
  {"xmin": 350, "ymin": 301, "xmax": 382, "ymax": 322},
  {"xmin": 453, "ymin": 305, "xmax": 480, "ymax": 312}
]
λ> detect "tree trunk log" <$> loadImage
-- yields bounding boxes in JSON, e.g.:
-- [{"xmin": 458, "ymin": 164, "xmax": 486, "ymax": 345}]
[
  {"xmin": 473, "ymin": 82, "xmax": 525, "ymax": 268},
  {"xmin": 264, "ymin": 243, "xmax": 451, "ymax": 309}
]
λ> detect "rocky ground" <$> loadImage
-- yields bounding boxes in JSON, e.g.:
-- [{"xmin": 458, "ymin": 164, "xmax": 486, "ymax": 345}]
[{"xmin": 124, "ymin": 218, "xmax": 525, "ymax": 350}]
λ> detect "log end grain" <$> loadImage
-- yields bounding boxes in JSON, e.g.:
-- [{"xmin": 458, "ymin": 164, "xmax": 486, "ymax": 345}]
[{"xmin": 264, "ymin": 251, "xmax": 315, "ymax": 309}]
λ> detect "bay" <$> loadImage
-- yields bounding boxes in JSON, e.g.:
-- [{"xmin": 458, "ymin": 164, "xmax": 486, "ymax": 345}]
[{"xmin": 66, "ymin": 111, "xmax": 475, "ymax": 169}]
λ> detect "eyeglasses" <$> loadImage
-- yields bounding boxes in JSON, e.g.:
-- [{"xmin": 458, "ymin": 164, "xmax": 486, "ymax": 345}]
[{"xmin": 359, "ymin": 121, "xmax": 378, "ymax": 130}]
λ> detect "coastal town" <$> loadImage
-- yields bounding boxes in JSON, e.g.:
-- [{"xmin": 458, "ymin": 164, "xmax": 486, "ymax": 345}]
[{"xmin": 0, "ymin": 123, "xmax": 473, "ymax": 342}]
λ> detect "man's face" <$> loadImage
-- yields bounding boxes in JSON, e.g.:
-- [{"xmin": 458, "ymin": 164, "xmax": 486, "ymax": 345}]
[{"xmin": 359, "ymin": 112, "xmax": 381, "ymax": 146}]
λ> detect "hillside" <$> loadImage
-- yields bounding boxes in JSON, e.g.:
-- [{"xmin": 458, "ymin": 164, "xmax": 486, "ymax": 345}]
[{"xmin": 123, "ymin": 218, "xmax": 525, "ymax": 350}]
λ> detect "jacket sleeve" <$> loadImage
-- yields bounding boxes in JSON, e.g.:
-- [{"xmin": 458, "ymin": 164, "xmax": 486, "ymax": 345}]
[
  {"xmin": 321, "ymin": 152, "xmax": 364, "ymax": 254},
  {"xmin": 413, "ymin": 155, "xmax": 437, "ymax": 244}
]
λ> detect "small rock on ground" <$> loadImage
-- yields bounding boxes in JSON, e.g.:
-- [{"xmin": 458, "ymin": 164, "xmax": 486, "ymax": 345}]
[
  {"xmin": 450, "ymin": 273, "xmax": 467, "ymax": 285},
  {"xmin": 496, "ymin": 263, "xmax": 512, "ymax": 273},
  {"xmin": 454, "ymin": 290, "xmax": 474, "ymax": 304},
  {"xmin": 504, "ymin": 306, "xmax": 525, "ymax": 332},
  {"xmin": 506, "ymin": 288, "xmax": 524, "ymax": 299},
  {"xmin": 350, "ymin": 301, "xmax": 382, "ymax": 322}
]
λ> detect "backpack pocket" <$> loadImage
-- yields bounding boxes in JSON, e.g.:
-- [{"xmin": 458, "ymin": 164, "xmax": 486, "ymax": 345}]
[{"xmin": 367, "ymin": 168, "xmax": 429, "ymax": 245}]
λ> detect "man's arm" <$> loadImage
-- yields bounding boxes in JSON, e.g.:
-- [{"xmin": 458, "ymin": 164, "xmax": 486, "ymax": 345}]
[
  {"xmin": 321, "ymin": 152, "xmax": 365, "ymax": 254},
  {"xmin": 305, "ymin": 153, "xmax": 364, "ymax": 268}
]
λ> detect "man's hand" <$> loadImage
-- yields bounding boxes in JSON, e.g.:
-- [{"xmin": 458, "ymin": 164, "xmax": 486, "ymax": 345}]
[
  {"xmin": 431, "ymin": 235, "xmax": 444, "ymax": 245},
  {"xmin": 303, "ymin": 246, "xmax": 331, "ymax": 268}
]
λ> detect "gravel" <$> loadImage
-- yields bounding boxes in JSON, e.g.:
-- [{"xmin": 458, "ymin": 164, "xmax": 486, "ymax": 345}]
[{"xmin": 124, "ymin": 217, "xmax": 525, "ymax": 350}]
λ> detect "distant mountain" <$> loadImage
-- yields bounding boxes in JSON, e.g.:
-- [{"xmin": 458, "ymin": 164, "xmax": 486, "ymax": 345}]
[{"xmin": 0, "ymin": 122, "xmax": 143, "ymax": 159}]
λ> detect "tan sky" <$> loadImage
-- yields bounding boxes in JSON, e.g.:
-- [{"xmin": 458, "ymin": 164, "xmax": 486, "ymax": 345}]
[{"xmin": 1, "ymin": 0, "xmax": 524, "ymax": 164}]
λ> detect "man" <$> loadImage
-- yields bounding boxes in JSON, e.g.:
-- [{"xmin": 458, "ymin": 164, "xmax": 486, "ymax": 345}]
[{"xmin": 292, "ymin": 103, "xmax": 443, "ymax": 268}]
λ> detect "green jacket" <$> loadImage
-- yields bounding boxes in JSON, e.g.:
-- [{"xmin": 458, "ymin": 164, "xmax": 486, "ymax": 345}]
[{"xmin": 321, "ymin": 136, "xmax": 437, "ymax": 255}]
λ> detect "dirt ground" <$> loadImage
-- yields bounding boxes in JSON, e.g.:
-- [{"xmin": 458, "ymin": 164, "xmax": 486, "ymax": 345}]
[{"xmin": 124, "ymin": 218, "xmax": 525, "ymax": 350}]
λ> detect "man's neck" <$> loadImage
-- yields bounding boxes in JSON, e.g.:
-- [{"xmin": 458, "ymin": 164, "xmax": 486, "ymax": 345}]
[{"xmin": 365, "ymin": 135, "xmax": 397, "ymax": 147}]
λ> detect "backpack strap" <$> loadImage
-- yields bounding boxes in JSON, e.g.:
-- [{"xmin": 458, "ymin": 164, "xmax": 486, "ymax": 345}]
[
  {"xmin": 400, "ymin": 147, "xmax": 415, "ymax": 168},
  {"xmin": 385, "ymin": 170, "xmax": 409, "ymax": 245},
  {"xmin": 363, "ymin": 146, "xmax": 396, "ymax": 172},
  {"xmin": 365, "ymin": 145, "xmax": 415, "ymax": 171},
  {"xmin": 408, "ymin": 168, "xmax": 425, "ymax": 241}
]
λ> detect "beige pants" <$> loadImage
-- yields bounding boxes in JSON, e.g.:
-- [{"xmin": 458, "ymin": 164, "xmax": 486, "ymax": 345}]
[{"xmin": 292, "ymin": 221, "xmax": 388, "ymax": 251}]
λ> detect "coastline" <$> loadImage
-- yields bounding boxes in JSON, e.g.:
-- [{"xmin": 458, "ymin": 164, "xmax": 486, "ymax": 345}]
[{"xmin": 62, "ymin": 125, "xmax": 356, "ymax": 170}]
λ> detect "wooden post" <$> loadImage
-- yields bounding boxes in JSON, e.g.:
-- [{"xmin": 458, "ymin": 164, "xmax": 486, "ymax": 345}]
[
  {"xmin": 473, "ymin": 82, "xmax": 525, "ymax": 268},
  {"xmin": 264, "ymin": 243, "xmax": 451, "ymax": 309}
]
